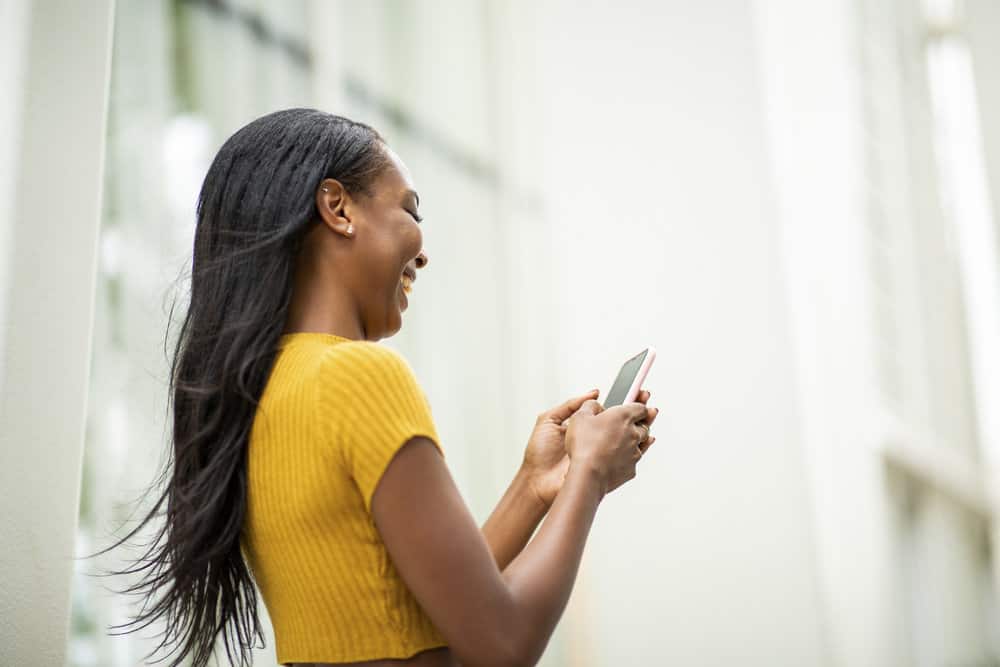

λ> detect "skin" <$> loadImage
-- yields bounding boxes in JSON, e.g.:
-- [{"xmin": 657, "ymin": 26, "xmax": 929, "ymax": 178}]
[{"xmin": 283, "ymin": 145, "xmax": 658, "ymax": 667}]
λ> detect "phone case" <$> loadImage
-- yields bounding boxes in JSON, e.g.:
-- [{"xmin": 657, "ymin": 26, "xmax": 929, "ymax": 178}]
[{"xmin": 624, "ymin": 346, "xmax": 657, "ymax": 404}]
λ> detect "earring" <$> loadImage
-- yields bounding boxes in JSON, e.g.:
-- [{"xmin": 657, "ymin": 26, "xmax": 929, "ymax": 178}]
[
  {"xmin": 346, "ymin": 224, "xmax": 354, "ymax": 236},
  {"xmin": 322, "ymin": 187, "xmax": 329, "ymax": 192}
]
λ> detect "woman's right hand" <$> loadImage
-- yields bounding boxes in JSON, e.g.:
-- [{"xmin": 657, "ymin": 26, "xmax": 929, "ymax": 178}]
[
  {"xmin": 371, "ymin": 394, "xmax": 658, "ymax": 667},
  {"xmin": 564, "ymin": 399, "xmax": 658, "ymax": 495}
]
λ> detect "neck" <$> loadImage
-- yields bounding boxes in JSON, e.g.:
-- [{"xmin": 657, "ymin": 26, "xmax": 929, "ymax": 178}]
[{"xmin": 284, "ymin": 260, "xmax": 366, "ymax": 341}]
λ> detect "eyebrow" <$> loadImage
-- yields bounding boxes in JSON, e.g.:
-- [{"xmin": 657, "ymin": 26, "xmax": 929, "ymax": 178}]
[{"xmin": 405, "ymin": 189, "xmax": 420, "ymax": 207}]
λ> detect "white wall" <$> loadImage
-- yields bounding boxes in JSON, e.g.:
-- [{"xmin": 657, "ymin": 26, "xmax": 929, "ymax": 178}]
[
  {"xmin": 752, "ymin": 0, "xmax": 907, "ymax": 663},
  {"xmin": 533, "ymin": 1, "xmax": 827, "ymax": 664}
]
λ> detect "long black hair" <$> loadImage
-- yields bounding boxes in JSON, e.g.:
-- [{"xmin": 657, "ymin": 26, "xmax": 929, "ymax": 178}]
[{"xmin": 86, "ymin": 108, "xmax": 390, "ymax": 666}]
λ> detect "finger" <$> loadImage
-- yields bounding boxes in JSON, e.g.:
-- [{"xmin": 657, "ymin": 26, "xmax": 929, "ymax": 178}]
[
  {"xmin": 576, "ymin": 399, "xmax": 603, "ymax": 416},
  {"xmin": 621, "ymin": 402, "xmax": 650, "ymax": 424},
  {"xmin": 639, "ymin": 435, "xmax": 656, "ymax": 455},
  {"xmin": 644, "ymin": 406, "xmax": 660, "ymax": 426},
  {"xmin": 635, "ymin": 389, "xmax": 651, "ymax": 405},
  {"xmin": 547, "ymin": 389, "xmax": 600, "ymax": 423},
  {"xmin": 601, "ymin": 402, "xmax": 646, "ymax": 424}
]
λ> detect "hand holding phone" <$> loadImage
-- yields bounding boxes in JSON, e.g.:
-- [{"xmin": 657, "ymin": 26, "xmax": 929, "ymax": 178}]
[
  {"xmin": 602, "ymin": 347, "xmax": 656, "ymax": 408},
  {"xmin": 563, "ymin": 347, "xmax": 658, "ymax": 494}
]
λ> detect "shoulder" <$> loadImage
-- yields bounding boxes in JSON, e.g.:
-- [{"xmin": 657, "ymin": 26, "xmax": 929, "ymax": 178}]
[
  {"xmin": 323, "ymin": 344, "xmax": 442, "ymax": 510},
  {"xmin": 317, "ymin": 341, "xmax": 425, "ymax": 400},
  {"xmin": 319, "ymin": 340, "xmax": 416, "ymax": 378}
]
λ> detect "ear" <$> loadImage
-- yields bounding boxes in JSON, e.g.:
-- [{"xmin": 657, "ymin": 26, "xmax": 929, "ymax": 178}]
[{"xmin": 315, "ymin": 178, "xmax": 355, "ymax": 238}]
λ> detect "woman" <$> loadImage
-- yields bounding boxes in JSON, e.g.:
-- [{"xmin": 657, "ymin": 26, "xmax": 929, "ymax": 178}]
[{"xmin": 103, "ymin": 108, "xmax": 658, "ymax": 667}]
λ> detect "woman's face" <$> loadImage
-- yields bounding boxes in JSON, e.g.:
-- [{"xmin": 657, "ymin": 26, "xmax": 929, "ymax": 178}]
[{"xmin": 317, "ymin": 145, "xmax": 427, "ymax": 340}]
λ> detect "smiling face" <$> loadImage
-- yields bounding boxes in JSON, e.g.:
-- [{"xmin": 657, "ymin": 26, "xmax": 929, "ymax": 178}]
[{"xmin": 308, "ymin": 144, "xmax": 428, "ymax": 340}]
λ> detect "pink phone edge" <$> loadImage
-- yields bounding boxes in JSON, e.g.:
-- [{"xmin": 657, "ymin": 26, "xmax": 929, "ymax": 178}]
[{"xmin": 623, "ymin": 346, "xmax": 656, "ymax": 404}]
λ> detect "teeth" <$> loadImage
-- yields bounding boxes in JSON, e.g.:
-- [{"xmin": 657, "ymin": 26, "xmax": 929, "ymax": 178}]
[{"xmin": 400, "ymin": 275, "xmax": 413, "ymax": 294}]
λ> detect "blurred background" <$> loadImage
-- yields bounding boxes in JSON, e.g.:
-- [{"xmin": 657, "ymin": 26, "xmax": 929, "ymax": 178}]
[{"xmin": 1, "ymin": 0, "xmax": 999, "ymax": 665}]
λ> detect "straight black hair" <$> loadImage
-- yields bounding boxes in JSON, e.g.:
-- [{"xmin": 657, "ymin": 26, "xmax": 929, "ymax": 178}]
[{"xmin": 84, "ymin": 108, "xmax": 390, "ymax": 666}]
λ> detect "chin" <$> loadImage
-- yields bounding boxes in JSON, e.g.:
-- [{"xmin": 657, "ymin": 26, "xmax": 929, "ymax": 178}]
[{"xmin": 381, "ymin": 312, "xmax": 403, "ymax": 339}]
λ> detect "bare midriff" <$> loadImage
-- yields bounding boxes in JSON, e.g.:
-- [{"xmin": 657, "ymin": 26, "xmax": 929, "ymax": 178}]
[{"xmin": 290, "ymin": 646, "xmax": 456, "ymax": 667}]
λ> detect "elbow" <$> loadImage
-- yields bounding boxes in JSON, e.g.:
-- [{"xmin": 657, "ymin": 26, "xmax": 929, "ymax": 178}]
[
  {"xmin": 452, "ymin": 626, "xmax": 542, "ymax": 667},
  {"xmin": 454, "ymin": 646, "xmax": 531, "ymax": 667},
  {"xmin": 490, "ymin": 640, "xmax": 536, "ymax": 667},
  {"xmin": 447, "ymin": 592, "xmax": 547, "ymax": 667}
]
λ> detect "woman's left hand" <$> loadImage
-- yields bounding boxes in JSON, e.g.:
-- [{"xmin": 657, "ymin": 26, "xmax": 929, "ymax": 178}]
[
  {"xmin": 521, "ymin": 391, "xmax": 595, "ymax": 508},
  {"xmin": 521, "ymin": 388, "xmax": 652, "ymax": 506}
]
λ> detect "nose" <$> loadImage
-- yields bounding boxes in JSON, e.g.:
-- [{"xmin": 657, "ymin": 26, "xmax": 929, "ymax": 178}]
[{"xmin": 415, "ymin": 250, "xmax": 428, "ymax": 269}]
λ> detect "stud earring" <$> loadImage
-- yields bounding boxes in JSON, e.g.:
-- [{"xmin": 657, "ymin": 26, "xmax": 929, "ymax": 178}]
[
  {"xmin": 322, "ymin": 187, "xmax": 329, "ymax": 193},
  {"xmin": 346, "ymin": 224, "xmax": 354, "ymax": 236}
]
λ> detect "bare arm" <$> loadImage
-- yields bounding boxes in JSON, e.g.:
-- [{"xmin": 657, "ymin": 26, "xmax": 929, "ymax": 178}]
[
  {"xmin": 372, "ymin": 401, "xmax": 654, "ymax": 667},
  {"xmin": 480, "ymin": 468, "xmax": 549, "ymax": 571}
]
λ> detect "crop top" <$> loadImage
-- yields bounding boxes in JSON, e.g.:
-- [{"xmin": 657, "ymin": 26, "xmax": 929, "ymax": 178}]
[{"xmin": 242, "ymin": 331, "xmax": 448, "ymax": 664}]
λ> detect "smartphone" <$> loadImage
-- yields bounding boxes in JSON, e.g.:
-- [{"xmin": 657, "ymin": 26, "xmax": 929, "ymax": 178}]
[{"xmin": 602, "ymin": 347, "xmax": 657, "ymax": 408}]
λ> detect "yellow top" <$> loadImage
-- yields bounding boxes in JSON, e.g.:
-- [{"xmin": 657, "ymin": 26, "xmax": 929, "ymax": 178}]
[{"xmin": 243, "ymin": 332, "xmax": 447, "ymax": 664}]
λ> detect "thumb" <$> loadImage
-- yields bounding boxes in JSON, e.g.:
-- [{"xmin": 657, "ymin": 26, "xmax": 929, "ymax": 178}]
[{"xmin": 547, "ymin": 388, "xmax": 601, "ymax": 423}]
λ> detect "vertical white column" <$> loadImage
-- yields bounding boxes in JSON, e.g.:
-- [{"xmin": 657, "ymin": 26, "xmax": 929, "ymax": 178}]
[
  {"xmin": 0, "ymin": 0, "xmax": 30, "ymax": 376},
  {"xmin": 0, "ymin": 1, "xmax": 115, "ymax": 665},
  {"xmin": 949, "ymin": 0, "xmax": 1000, "ymax": 629},
  {"xmin": 965, "ymin": 0, "xmax": 1000, "ymax": 250}
]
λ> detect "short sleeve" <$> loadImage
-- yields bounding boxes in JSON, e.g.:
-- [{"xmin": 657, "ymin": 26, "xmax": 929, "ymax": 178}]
[{"xmin": 319, "ymin": 342, "xmax": 443, "ymax": 513}]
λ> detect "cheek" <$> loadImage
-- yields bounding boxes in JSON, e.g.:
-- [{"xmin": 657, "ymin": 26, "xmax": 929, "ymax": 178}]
[
  {"xmin": 375, "ymin": 225, "xmax": 417, "ymax": 293},
  {"xmin": 386, "ymin": 221, "xmax": 421, "ymax": 268},
  {"xmin": 406, "ymin": 223, "xmax": 423, "ymax": 258},
  {"xmin": 367, "ymin": 218, "xmax": 420, "ymax": 288}
]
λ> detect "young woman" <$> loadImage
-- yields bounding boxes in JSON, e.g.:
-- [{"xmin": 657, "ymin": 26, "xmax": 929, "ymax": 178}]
[{"xmin": 104, "ymin": 108, "xmax": 658, "ymax": 667}]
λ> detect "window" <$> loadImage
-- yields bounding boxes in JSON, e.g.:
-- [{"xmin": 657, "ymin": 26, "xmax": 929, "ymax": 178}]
[{"xmin": 860, "ymin": 0, "xmax": 1000, "ymax": 662}]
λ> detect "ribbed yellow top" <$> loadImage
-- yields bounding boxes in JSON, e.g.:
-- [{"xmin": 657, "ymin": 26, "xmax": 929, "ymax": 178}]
[{"xmin": 242, "ymin": 332, "xmax": 447, "ymax": 664}]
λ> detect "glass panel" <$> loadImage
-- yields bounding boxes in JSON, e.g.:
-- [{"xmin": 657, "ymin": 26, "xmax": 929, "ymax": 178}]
[{"xmin": 69, "ymin": 1, "xmax": 314, "ymax": 664}]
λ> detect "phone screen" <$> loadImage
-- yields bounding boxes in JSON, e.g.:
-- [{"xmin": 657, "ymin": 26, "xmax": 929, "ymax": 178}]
[{"xmin": 603, "ymin": 349, "xmax": 650, "ymax": 408}]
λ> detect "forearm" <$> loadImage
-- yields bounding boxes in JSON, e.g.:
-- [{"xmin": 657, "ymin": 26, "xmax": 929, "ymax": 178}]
[
  {"xmin": 481, "ymin": 467, "xmax": 549, "ymax": 571},
  {"xmin": 499, "ymin": 463, "xmax": 605, "ymax": 664}
]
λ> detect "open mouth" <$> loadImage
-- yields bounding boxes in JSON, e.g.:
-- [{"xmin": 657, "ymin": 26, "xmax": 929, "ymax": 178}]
[{"xmin": 400, "ymin": 274, "xmax": 413, "ymax": 294}]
